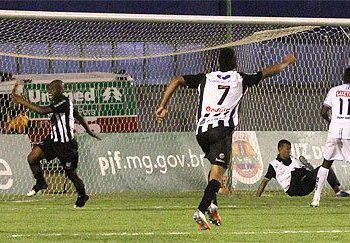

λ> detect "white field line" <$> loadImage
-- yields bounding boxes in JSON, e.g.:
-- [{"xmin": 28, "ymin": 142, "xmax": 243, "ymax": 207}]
[
  {"xmin": 10, "ymin": 229, "xmax": 350, "ymax": 238},
  {"xmin": 2, "ymin": 204, "xmax": 330, "ymax": 211},
  {"xmin": 70, "ymin": 204, "xmax": 318, "ymax": 210},
  {"xmin": 12, "ymin": 199, "xmax": 41, "ymax": 203},
  {"xmin": 6, "ymin": 199, "xmax": 349, "ymax": 212},
  {"xmin": 11, "ymin": 232, "xmax": 189, "ymax": 238}
]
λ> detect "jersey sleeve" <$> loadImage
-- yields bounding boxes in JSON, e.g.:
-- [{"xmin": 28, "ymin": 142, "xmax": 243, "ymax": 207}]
[
  {"xmin": 240, "ymin": 71, "xmax": 263, "ymax": 88},
  {"xmin": 49, "ymin": 98, "xmax": 69, "ymax": 113},
  {"xmin": 264, "ymin": 164, "xmax": 276, "ymax": 180},
  {"xmin": 183, "ymin": 73, "xmax": 206, "ymax": 89},
  {"xmin": 323, "ymin": 88, "xmax": 333, "ymax": 107}
]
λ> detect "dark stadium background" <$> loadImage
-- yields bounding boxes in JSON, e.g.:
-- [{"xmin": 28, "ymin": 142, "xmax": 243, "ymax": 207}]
[
  {"xmin": 0, "ymin": 0, "xmax": 349, "ymax": 18},
  {"xmin": 0, "ymin": 1, "xmax": 348, "ymax": 132}
]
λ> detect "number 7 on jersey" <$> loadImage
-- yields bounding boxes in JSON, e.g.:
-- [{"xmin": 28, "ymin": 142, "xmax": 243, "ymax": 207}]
[{"xmin": 217, "ymin": 85, "xmax": 230, "ymax": 105}]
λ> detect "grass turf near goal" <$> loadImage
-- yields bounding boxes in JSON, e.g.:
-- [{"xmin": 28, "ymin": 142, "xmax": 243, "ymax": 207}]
[{"xmin": 1, "ymin": 191, "xmax": 349, "ymax": 242}]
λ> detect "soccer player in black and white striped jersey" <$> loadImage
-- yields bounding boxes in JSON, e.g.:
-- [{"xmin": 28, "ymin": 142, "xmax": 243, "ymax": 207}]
[
  {"xmin": 12, "ymin": 80, "xmax": 101, "ymax": 208},
  {"xmin": 156, "ymin": 48, "xmax": 296, "ymax": 230}
]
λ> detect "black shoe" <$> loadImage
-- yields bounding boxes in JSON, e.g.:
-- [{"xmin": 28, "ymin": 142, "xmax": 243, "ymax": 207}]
[
  {"xmin": 336, "ymin": 191, "xmax": 350, "ymax": 197},
  {"xmin": 27, "ymin": 182, "xmax": 48, "ymax": 197},
  {"xmin": 299, "ymin": 156, "xmax": 314, "ymax": 171},
  {"xmin": 74, "ymin": 194, "xmax": 89, "ymax": 208}
]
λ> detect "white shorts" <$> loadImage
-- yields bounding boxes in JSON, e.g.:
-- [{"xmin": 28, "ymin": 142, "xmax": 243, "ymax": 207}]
[{"xmin": 323, "ymin": 137, "xmax": 350, "ymax": 162}]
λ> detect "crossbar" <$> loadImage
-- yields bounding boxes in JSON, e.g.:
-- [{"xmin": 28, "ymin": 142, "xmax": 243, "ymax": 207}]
[{"xmin": 0, "ymin": 10, "xmax": 349, "ymax": 26}]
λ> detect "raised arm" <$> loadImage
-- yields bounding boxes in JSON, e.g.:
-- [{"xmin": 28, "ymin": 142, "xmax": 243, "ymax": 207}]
[
  {"xmin": 261, "ymin": 53, "xmax": 296, "ymax": 80},
  {"xmin": 256, "ymin": 178, "xmax": 270, "ymax": 197},
  {"xmin": 155, "ymin": 76, "xmax": 186, "ymax": 122},
  {"xmin": 11, "ymin": 82, "xmax": 52, "ymax": 115},
  {"xmin": 73, "ymin": 109, "xmax": 101, "ymax": 140}
]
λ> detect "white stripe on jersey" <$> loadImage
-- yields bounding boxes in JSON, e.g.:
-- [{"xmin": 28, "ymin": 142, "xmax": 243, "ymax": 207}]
[
  {"xmin": 223, "ymin": 119, "xmax": 230, "ymax": 127},
  {"xmin": 55, "ymin": 113, "xmax": 66, "ymax": 142},
  {"xmin": 212, "ymin": 119, "xmax": 219, "ymax": 128},
  {"xmin": 68, "ymin": 100, "xmax": 75, "ymax": 139},
  {"xmin": 50, "ymin": 97, "xmax": 75, "ymax": 143},
  {"xmin": 50, "ymin": 126, "xmax": 53, "ymax": 140},
  {"xmin": 60, "ymin": 113, "xmax": 70, "ymax": 142},
  {"xmin": 196, "ymin": 70, "xmax": 244, "ymax": 134},
  {"xmin": 52, "ymin": 125, "xmax": 58, "ymax": 142}
]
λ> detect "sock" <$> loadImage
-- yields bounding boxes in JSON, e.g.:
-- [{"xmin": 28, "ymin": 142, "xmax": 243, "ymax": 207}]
[
  {"xmin": 198, "ymin": 179, "xmax": 221, "ymax": 214},
  {"xmin": 207, "ymin": 171, "xmax": 218, "ymax": 207},
  {"xmin": 212, "ymin": 194, "xmax": 218, "ymax": 207},
  {"xmin": 326, "ymin": 168, "xmax": 341, "ymax": 193},
  {"xmin": 66, "ymin": 172, "xmax": 86, "ymax": 196},
  {"xmin": 71, "ymin": 176, "xmax": 86, "ymax": 196},
  {"xmin": 313, "ymin": 166, "xmax": 329, "ymax": 202},
  {"xmin": 29, "ymin": 164, "xmax": 46, "ymax": 184}
]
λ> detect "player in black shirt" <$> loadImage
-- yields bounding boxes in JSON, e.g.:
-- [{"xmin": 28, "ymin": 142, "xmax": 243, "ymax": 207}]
[
  {"xmin": 156, "ymin": 48, "xmax": 296, "ymax": 230},
  {"xmin": 12, "ymin": 80, "xmax": 101, "ymax": 208}
]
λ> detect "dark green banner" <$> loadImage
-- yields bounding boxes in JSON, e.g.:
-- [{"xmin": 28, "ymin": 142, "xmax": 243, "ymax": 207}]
[{"xmin": 23, "ymin": 80, "xmax": 137, "ymax": 118}]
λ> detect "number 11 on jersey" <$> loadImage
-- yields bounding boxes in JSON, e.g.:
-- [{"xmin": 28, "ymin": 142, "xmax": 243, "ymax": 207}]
[{"xmin": 339, "ymin": 98, "xmax": 350, "ymax": 115}]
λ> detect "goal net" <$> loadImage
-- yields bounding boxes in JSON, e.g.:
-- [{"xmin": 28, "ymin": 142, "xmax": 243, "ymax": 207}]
[{"xmin": 0, "ymin": 11, "xmax": 350, "ymax": 200}]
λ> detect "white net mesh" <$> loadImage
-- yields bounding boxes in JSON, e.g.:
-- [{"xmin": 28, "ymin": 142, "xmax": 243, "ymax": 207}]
[{"xmin": 0, "ymin": 12, "xmax": 350, "ymax": 200}]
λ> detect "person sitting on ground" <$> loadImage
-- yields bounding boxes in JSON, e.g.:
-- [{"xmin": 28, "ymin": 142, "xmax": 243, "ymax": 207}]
[{"xmin": 257, "ymin": 139, "xmax": 349, "ymax": 198}]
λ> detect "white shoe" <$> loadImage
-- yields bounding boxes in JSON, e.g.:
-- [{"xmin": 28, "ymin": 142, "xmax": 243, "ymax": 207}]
[
  {"xmin": 26, "ymin": 182, "xmax": 48, "ymax": 197},
  {"xmin": 310, "ymin": 200, "xmax": 319, "ymax": 207},
  {"xmin": 26, "ymin": 189, "xmax": 37, "ymax": 197},
  {"xmin": 207, "ymin": 203, "xmax": 222, "ymax": 226},
  {"xmin": 193, "ymin": 209, "xmax": 211, "ymax": 231}
]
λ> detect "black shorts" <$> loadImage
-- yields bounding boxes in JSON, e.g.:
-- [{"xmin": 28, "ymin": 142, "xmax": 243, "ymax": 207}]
[
  {"xmin": 37, "ymin": 136, "xmax": 79, "ymax": 171},
  {"xmin": 286, "ymin": 168, "xmax": 316, "ymax": 196},
  {"xmin": 196, "ymin": 126, "xmax": 234, "ymax": 169}
]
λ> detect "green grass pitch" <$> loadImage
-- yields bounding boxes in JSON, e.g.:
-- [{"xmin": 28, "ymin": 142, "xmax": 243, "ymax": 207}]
[{"xmin": 1, "ymin": 191, "xmax": 349, "ymax": 242}]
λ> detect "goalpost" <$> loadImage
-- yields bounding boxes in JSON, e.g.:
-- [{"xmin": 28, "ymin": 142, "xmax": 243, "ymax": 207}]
[{"xmin": 0, "ymin": 10, "xmax": 349, "ymax": 200}]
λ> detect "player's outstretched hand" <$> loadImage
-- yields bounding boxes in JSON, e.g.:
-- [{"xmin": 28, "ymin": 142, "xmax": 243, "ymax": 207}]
[
  {"xmin": 283, "ymin": 53, "xmax": 296, "ymax": 65},
  {"xmin": 155, "ymin": 106, "xmax": 168, "ymax": 123},
  {"xmin": 87, "ymin": 130, "xmax": 102, "ymax": 140},
  {"xmin": 11, "ymin": 82, "xmax": 26, "ymax": 104}
]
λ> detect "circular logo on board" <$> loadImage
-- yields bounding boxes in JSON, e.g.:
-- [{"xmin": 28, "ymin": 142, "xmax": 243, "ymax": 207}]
[{"xmin": 231, "ymin": 132, "xmax": 263, "ymax": 185}]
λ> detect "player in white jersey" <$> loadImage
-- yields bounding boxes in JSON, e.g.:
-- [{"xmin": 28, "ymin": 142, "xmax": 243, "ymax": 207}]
[
  {"xmin": 156, "ymin": 47, "xmax": 296, "ymax": 230},
  {"xmin": 311, "ymin": 68, "xmax": 350, "ymax": 207},
  {"xmin": 257, "ymin": 140, "xmax": 348, "ymax": 198}
]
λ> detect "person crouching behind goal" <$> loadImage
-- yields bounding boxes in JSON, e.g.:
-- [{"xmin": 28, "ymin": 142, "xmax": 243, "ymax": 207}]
[
  {"xmin": 256, "ymin": 139, "xmax": 349, "ymax": 198},
  {"xmin": 156, "ymin": 47, "xmax": 296, "ymax": 230},
  {"xmin": 11, "ymin": 80, "xmax": 101, "ymax": 208}
]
